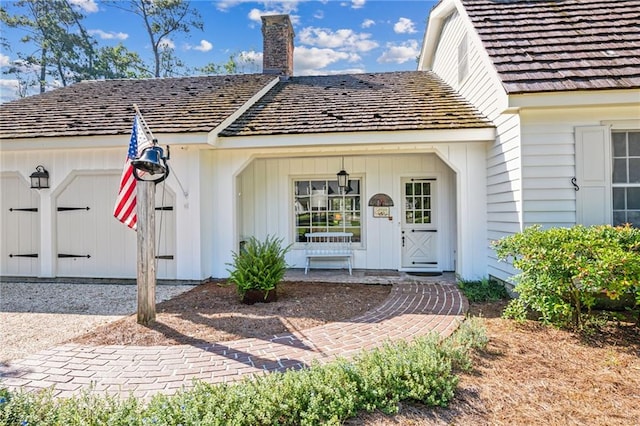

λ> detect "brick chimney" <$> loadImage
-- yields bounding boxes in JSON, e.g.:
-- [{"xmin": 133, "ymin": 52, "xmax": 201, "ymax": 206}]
[{"xmin": 261, "ymin": 14, "xmax": 294, "ymax": 76}]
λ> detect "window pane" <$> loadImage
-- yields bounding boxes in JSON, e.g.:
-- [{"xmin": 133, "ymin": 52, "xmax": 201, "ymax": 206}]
[
  {"xmin": 613, "ymin": 211, "xmax": 626, "ymax": 226},
  {"xmin": 627, "ymin": 211, "xmax": 640, "ymax": 227},
  {"xmin": 297, "ymin": 212, "xmax": 310, "ymax": 226},
  {"xmin": 628, "ymin": 187, "xmax": 640, "ymax": 209},
  {"xmin": 612, "ymin": 159, "xmax": 627, "ymax": 183},
  {"xmin": 405, "ymin": 183, "xmax": 412, "ymax": 195},
  {"xmin": 629, "ymin": 132, "xmax": 640, "ymax": 156},
  {"xmin": 613, "ymin": 188, "xmax": 626, "ymax": 209},
  {"xmin": 406, "ymin": 212, "xmax": 414, "ymax": 223},
  {"xmin": 415, "ymin": 184, "xmax": 422, "ymax": 195},
  {"xmin": 612, "ymin": 132, "xmax": 627, "ymax": 157},
  {"xmin": 630, "ymin": 159, "xmax": 640, "ymax": 183},
  {"xmin": 296, "ymin": 181, "xmax": 310, "ymax": 196},
  {"xmin": 424, "ymin": 182, "xmax": 431, "ymax": 195}
]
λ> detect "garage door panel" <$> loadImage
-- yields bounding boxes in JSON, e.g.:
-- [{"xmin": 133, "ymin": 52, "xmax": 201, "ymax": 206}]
[
  {"xmin": 1, "ymin": 175, "xmax": 39, "ymax": 276},
  {"xmin": 56, "ymin": 174, "xmax": 175, "ymax": 279}
]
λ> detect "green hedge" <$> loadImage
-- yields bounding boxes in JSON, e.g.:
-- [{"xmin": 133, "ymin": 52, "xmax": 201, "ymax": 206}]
[
  {"xmin": 493, "ymin": 224, "xmax": 640, "ymax": 328},
  {"xmin": 0, "ymin": 319, "xmax": 486, "ymax": 425}
]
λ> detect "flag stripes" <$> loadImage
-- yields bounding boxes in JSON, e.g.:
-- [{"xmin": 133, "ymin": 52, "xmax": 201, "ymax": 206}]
[{"xmin": 114, "ymin": 115, "xmax": 151, "ymax": 230}]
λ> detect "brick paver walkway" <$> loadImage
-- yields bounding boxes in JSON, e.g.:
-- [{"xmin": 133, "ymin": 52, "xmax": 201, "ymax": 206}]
[{"xmin": 1, "ymin": 275, "xmax": 467, "ymax": 399}]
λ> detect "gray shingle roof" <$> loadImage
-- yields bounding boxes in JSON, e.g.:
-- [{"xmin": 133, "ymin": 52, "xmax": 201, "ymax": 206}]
[
  {"xmin": 0, "ymin": 74, "xmax": 276, "ymax": 139},
  {"xmin": 219, "ymin": 71, "xmax": 493, "ymax": 137},
  {"xmin": 462, "ymin": 0, "xmax": 640, "ymax": 93}
]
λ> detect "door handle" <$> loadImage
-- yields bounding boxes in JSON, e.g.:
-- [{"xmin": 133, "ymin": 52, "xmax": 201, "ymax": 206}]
[{"xmin": 402, "ymin": 236, "xmax": 405, "ymax": 247}]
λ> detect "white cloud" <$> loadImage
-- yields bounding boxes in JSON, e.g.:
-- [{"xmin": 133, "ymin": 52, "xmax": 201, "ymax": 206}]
[
  {"xmin": 0, "ymin": 54, "xmax": 11, "ymax": 67},
  {"xmin": 248, "ymin": 8, "xmax": 300, "ymax": 25},
  {"xmin": 69, "ymin": 0, "xmax": 98, "ymax": 13},
  {"xmin": 159, "ymin": 38, "xmax": 175, "ymax": 49},
  {"xmin": 235, "ymin": 50, "xmax": 263, "ymax": 73},
  {"xmin": 393, "ymin": 17, "xmax": 417, "ymax": 34},
  {"xmin": 314, "ymin": 10, "xmax": 324, "ymax": 19},
  {"xmin": 361, "ymin": 19, "xmax": 375, "ymax": 28},
  {"xmin": 189, "ymin": 40, "xmax": 213, "ymax": 52},
  {"xmin": 299, "ymin": 27, "xmax": 378, "ymax": 52},
  {"xmin": 377, "ymin": 39, "xmax": 419, "ymax": 64},
  {"xmin": 0, "ymin": 79, "xmax": 21, "ymax": 103},
  {"xmin": 294, "ymin": 46, "xmax": 360, "ymax": 74},
  {"xmin": 88, "ymin": 29, "xmax": 128, "ymax": 41},
  {"xmin": 351, "ymin": 0, "xmax": 365, "ymax": 8}
]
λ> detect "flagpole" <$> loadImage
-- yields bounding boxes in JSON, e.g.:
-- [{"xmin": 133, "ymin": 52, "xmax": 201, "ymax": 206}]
[
  {"xmin": 133, "ymin": 103, "xmax": 155, "ymax": 141},
  {"xmin": 132, "ymin": 104, "xmax": 157, "ymax": 325}
]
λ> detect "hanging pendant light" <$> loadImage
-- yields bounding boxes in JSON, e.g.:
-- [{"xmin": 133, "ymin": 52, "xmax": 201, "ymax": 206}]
[{"xmin": 337, "ymin": 156, "xmax": 349, "ymax": 194}]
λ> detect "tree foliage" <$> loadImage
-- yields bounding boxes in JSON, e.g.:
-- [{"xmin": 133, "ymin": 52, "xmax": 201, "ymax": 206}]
[
  {"xmin": 1, "ymin": 0, "xmax": 148, "ymax": 97},
  {"xmin": 109, "ymin": 0, "xmax": 203, "ymax": 78}
]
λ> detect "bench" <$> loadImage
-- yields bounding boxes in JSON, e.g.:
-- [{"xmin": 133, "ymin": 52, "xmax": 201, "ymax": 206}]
[{"xmin": 304, "ymin": 232, "xmax": 353, "ymax": 275}]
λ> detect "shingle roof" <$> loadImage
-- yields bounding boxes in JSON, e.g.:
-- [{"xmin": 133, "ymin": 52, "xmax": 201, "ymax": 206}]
[
  {"xmin": 219, "ymin": 71, "xmax": 493, "ymax": 137},
  {"xmin": 462, "ymin": 0, "xmax": 640, "ymax": 93},
  {"xmin": 0, "ymin": 74, "xmax": 276, "ymax": 139}
]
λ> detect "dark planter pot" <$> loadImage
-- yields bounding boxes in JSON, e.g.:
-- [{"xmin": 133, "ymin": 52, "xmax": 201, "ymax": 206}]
[{"xmin": 242, "ymin": 289, "xmax": 278, "ymax": 305}]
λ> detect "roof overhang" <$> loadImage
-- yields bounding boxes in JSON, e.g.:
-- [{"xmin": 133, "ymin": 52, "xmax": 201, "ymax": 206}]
[
  {"xmin": 0, "ymin": 132, "xmax": 210, "ymax": 152},
  {"xmin": 212, "ymin": 127, "xmax": 496, "ymax": 150},
  {"xmin": 507, "ymin": 88, "xmax": 640, "ymax": 110},
  {"xmin": 418, "ymin": 0, "xmax": 459, "ymax": 70}
]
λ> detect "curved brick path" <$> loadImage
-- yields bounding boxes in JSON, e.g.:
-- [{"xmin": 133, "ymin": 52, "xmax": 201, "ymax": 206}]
[{"xmin": 0, "ymin": 275, "xmax": 467, "ymax": 399}]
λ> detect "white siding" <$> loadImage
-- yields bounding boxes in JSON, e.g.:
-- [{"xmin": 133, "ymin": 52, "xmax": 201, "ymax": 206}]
[
  {"xmin": 237, "ymin": 153, "xmax": 458, "ymax": 273},
  {"xmin": 428, "ymin": 9, "xmax": 519, "ymax": 282},
  {"xmin": 0, "ymin": 145, "xmax": 197, "ymax": 280}
]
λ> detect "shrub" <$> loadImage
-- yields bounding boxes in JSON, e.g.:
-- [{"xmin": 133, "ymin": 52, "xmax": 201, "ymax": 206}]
[
  {"xmin": 227, "ymin": 235, "xmax": 291, "ymax": 300},
  {"xmin": 457, "ymin": 277, "xmax": 509, "ymax": 303},
  {"xmin": 0, "ymin": 320, "xmax": 487, "ymax": 425},
  {"xmin": 493, "ymin": 224, "xmax": 640, "ymax": 329}
]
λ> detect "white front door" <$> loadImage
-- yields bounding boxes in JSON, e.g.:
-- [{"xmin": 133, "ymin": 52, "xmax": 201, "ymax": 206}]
[{"xmin": 401, "ymin": 177, "xmax": 438, "ymax": 269}]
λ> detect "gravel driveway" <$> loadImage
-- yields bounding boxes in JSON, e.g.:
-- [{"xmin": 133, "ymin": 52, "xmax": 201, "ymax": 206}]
[{"xmin": 0, "ymin": 281, "xmax": 196, "ymax": 363}]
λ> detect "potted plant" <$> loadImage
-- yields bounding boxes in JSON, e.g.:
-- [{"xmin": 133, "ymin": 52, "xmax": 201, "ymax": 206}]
[{"xmin": 227, "ymin": 235, "xmax": 291, "ymax": 304}]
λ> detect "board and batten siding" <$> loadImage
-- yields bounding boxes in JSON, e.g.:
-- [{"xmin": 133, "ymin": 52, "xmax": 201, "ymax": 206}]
[
  {"xmin": 236, "ymin": 153, "xmax": 457, "ymax": 273},
  {"xmin": 427, "ymin": 9, "xmax": 521, "ymax": 282},
  {"xmin": 0, "ymin": 146, "xmax": 186, "ymax": 279}
]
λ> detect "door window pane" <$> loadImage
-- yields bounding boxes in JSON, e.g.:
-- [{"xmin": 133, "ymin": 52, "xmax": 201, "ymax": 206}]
[
  {"xmin": 629, "ymin": 132, "xmax": 640, "ymax": 156},
  {"xmin": 404, "ymin": 180, "xmax": 433, "ymax": 225}
]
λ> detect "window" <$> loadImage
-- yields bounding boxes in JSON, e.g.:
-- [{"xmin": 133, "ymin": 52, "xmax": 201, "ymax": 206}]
[
  {"xmin": 405, "ymin": 180, "xmax": 433, "ymax": 224},
  {"xmin": 612, "ymin": 131, "xmax": 640, "ymax": 226},
  {"xmin": 294, "ymin": 178, "xmax": 361, "ymax": 242}
]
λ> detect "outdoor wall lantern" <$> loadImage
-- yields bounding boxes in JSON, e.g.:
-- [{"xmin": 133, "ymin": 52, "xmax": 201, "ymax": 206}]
[
  {"xmin": 337, "ymin": 156, "xmax": 349, "ymax": 193},
  {"xmin": 132, "ymin": 139, "xmax": 170, "ymax": 184},
  {"xmin": 29, "ymin": 165, "xmax": 50, "ymax": 189}
]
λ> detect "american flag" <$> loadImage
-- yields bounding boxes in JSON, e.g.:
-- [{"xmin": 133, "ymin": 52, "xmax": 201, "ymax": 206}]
[{"xmin": 113, "ymin": 115, "xmax": 151, "ymax": 230}]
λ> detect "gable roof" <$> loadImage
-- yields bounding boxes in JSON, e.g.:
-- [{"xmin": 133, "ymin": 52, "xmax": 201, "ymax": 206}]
[
  {"xmin": 462, "ymin": 0, "xmax": 640, "ymax": 93},
  {"xmin": 0, "ymin": 74, "xmax": 276, "ymax": 139},
  {"xmin": 220, "ymin": 71, "xmax": 493, "ymax": 137},
  {"xmin": 0, "ymin": 71, "xmax": 492, "ymax": 142}
]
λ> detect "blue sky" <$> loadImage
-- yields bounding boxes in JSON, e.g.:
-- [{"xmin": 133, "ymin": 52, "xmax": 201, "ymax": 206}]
[{"xmin": 0, "ymin": 0, "xmax": 438, "ymax": 101}]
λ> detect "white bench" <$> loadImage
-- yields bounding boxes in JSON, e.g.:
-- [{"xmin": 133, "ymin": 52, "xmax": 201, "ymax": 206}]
[{"xmin": 304, "ymin": 232, "xmax": 353, "ymax": 275}]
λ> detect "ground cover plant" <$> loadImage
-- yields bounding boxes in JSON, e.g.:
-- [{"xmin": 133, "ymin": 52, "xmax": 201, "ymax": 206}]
[{"xmin": 0, "ymin": 319, "xmax": 486, "ymax": 425}]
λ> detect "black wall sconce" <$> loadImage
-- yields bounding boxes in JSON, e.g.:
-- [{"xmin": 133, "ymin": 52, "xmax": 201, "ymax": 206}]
[{"xmin": 29, "ymin": 165, "xmax": 50, "ymax": 189}]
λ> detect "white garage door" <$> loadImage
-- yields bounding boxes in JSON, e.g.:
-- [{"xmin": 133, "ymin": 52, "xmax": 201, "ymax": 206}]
[
  {"xmin": 0, "ymin": 174, "xmax": 40, "ymax": 276},
  {"xmin": 56, "ymin": 174, "xmax": 176, "ymax": 279}
]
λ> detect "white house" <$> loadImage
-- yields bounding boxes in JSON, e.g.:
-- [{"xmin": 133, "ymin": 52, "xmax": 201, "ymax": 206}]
[
  {"xmin": 419, "ymin": 0, "xmax": 640, "ymax": 283},
  {"xmin": 3, "ymin": 1, "xmax": 638, "ymax": 284},
  {"xmin": 0, "ymin": 15, "xmax": 495, "ymax": 281}
]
